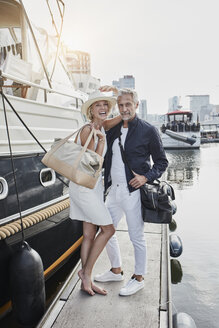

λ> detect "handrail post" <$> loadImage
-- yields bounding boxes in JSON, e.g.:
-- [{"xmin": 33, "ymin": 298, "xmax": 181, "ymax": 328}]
[
  {"xmin": 44, "ymin": 90, "xmax": 47, "ymax": 103},
  {"xmin": 76, "ymin": 98, "xmax": 78, "ymax": 109}
]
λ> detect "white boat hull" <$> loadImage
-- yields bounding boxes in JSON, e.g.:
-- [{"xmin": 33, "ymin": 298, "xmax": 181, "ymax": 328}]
[
  {"xmin": 161, "ymin": 131, "xmax": 201, "ymax": 149},
  {"xmin": 0, "ymin": 94, "xmax": 84, "ymax": 154}
]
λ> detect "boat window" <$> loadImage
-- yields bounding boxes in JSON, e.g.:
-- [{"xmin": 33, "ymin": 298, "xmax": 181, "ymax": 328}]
[
  {"xmin": 40, "ymin": 168, "xmax": 56, "ymax": 187},
  {"xmin": 0, "ymin": 177, "xmax": 9, "ymax": 200}
]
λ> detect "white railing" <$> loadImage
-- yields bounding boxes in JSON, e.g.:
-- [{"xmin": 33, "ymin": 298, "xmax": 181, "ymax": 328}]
[{"xmin": 0, "ymin": 70, "xmax": 87, "ymax": 105}]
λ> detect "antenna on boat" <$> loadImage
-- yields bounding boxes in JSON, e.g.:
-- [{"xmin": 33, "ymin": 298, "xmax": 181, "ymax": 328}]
[
  {"xmin": 46, "ymin": 0, "xmax": 65, "ymax": 82},
  {"xmin": 18, "ymin": 0, "xmax": 52, "ymax": 89},
  {"xmin": 46, "ymin": 0, "xmax": 65, "ymax": 36}
]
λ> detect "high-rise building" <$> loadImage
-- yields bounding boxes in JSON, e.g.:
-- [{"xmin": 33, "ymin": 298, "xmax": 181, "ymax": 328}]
[
  {"xmin": 187, "ymin": 95, "xmax": 211, "ymax": 121},
  {"xmin": 112, "ymin": 80, "xmax": 120, "ymax": 89},
  {"xmin": 168, "ymin": 96, "xmax": 179, "ymax": 112},
  {"xmin": 112, "ymin": 75, "xmax": 135, "ymax": 89},
  {"xmin": 139, "ymin": 100, "xmax": 147, "ymax": 120}
]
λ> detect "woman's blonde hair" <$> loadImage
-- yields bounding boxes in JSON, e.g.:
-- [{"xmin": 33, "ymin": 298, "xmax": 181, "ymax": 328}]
[
  {"xmin": 87, "ymin": 106, "xmax": 93, "ymax": 121},
  {"xmin": 87, "ymin": 101, "xmax": 110, "ymax": 121}
]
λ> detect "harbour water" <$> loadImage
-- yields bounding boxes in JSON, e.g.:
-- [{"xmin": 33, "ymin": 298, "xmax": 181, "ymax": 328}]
[{"xmin": 165, "ymin": 143, "xmax": 219, "ymax": 328}]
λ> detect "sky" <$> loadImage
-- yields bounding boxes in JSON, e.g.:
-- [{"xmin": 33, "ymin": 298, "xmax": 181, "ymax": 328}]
[{"xmin": 25, "ymin": 0, "xmax": 219, "ymax": 114}]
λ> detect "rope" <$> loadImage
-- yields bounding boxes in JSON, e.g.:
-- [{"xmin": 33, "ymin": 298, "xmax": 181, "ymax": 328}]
[
  {"xmin": 1, "ymin": 89, "xmax": 25, "ymax": 242},
  {"xmin": 2, "ymin": 92, "xmax": 68, "ymax": 187},
  {"xmin": 0, "ymin": 198, "xmax": 70, "ymax": 240},
  {"xmin": 48, "ymin": 0, "xmax": 65, "ymax": 82},
  {"xmin": 2, "ymin": 92, "xmax": 47, "ymax": 152}
]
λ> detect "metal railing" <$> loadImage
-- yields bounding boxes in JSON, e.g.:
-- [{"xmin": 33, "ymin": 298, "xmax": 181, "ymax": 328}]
[{"xmin": 0, "ymin": 70, "xmax": 86, "ymax": 107}]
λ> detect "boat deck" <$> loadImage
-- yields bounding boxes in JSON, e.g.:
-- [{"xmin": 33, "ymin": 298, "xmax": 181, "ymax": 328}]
[{"xmin": 37, "ymin": 219, "xmax": 172, "ymax": 328}]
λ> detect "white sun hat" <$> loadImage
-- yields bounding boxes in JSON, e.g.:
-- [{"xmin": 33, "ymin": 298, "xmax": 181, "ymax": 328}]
[{"xmin": 81, "ymin": 90, "xmax": 116, "ymax": 118}]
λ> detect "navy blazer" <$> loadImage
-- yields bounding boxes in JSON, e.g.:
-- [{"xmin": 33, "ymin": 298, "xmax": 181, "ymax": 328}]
[{"xmin": 104, "ymin": 115, "xmax": 168, "ymax": 193}]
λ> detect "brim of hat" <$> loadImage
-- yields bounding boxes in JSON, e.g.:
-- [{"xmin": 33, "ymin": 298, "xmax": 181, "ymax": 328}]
[{"xmin": 81, "ymin": 96, "xmax": 117, "ymax": 117}]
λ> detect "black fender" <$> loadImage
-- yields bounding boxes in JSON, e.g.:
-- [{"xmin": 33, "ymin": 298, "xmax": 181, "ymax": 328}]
[{"xmin": 9, "ymin": 241, "xmax": 45, "ymax": 326}]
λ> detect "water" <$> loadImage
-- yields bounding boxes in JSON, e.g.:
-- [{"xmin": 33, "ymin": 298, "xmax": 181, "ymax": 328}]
[{"xmin": 165, "ymin": 143, "xmax": 219, "ymax": 328}]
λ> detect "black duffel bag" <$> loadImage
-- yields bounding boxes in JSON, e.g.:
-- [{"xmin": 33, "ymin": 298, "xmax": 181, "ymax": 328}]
[
  {"xmin": 118, "ymin": 135, "xmax": 176, "ymax": 224},
  {"xmin": 140, "ymin": 181, "xmax": 175, "ymax": 224}
]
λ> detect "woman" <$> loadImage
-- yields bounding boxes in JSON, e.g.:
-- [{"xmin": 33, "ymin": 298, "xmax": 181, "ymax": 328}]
[{"xmin": 69, "ymin": 89, "xmax": 121, "ymax": 296}]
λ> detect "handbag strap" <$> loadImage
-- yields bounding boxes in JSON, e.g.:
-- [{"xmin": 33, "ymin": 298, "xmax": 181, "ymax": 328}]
[
  {"xmin": 118, "ymin": 135, "xmax": 160, "ymax": 184},
  {"xmin": 47, "ymin": 124, "xmax": 101, "ymax": 157},
  {"xmin": 72, "ymin": 126, "xmax": 105, "ymax": 173},
  {"xmin": 47, "ymin": 126, "xmax": 83, "ymax": 155},
  {"xmin": 118, "ymin": 135, "xmax": 135, "ymax": 178},
  {"xmin": 118, "ymin": 137, "xmax": 175, "ymax": 199}
]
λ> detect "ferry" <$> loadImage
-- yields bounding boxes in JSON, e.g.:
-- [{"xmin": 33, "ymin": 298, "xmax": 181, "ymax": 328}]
[
  {"xmin": 0, "ymin": 0, "xmax": 86, "ymax": 319},
  {"xmin": 160, "ymin": 110, "xmax": 201, "ymax": 149}
]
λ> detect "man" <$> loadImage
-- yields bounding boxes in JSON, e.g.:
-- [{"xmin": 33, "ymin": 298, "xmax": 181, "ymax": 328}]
[{"xmin": 94, "ymin": 87, "xmax": 168, "ymax": 296}]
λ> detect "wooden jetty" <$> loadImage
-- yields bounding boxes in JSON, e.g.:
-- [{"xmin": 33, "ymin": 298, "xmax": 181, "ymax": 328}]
[{"xmin": 37, "ymin": 218, "xmax": 172, "ymax": 328}]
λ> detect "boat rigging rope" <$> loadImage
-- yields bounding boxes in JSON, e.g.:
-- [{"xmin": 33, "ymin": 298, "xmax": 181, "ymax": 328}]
[
  {"xmin": 0, "ymin": 88, "xmax": 25, "ymax": 243},
  {"xmin": 1, "ymin": 92, "xmax": 68, "ymax": 187},
  {"xmin": 2, "ymin": 92, "xmax": 47, "ymax": 151},
  {"xmin": 46, "ymin": 0, "xmax": 65, "ymax": 83}
]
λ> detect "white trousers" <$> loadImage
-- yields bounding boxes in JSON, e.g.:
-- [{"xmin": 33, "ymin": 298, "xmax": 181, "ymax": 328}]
[{"xmin": 105, "ymin": 183, "xmax": 147, "ymax": 275}]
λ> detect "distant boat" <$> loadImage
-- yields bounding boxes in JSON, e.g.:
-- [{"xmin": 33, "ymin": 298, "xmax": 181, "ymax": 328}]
[
  {"xmin": 200, "ymin": 121, "xmax": 219, "ymax": 143},
  {"xmin": 0, "ymin": 0, "xmax": 86, "ymax": 319},
  {"xmin": 160, "ymin": 110, "xmax": 201, "ymax": 149}
]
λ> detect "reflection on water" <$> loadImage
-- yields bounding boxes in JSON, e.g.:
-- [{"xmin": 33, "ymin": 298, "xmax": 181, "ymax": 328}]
[
  {"xmin": 164, "ymin": 149, "xmax": 200, "ymax": 189},
  {"xmin": 169, "ymin": 218, "xmax": 177, "ymax": 232},
  {"xmin": 171, "ymin": 259, "xmax": 183, "ymax": 284},
  {"xmin": 166, "ymin": 144, "xmax": 219, "ymax": 328}
]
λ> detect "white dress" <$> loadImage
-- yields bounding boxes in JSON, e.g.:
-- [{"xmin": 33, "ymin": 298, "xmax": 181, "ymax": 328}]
[{"xmin": 69, "ymin": 127, "xmax": 113, "ymax": 226}]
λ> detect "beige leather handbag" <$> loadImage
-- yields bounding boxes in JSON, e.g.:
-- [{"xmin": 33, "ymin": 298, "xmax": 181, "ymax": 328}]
[{"xmin": 41, "ymin": 127, "xmax": 104, "ymax": 189}]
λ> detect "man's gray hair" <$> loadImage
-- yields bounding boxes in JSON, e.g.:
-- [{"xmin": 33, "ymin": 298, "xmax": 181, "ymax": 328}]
[{"xmin": 117, "ymin": 88, "xmax": 139, "ymax": 104}]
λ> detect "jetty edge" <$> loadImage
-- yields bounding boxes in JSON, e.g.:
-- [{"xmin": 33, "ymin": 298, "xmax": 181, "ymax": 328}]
[{"xmin": 37, "ymin": 220, "xmax": 172, "ymax": 328}]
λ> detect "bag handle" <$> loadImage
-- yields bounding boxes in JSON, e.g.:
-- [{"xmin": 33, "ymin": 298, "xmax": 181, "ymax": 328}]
[
  {"xmin": 46, "ymin": 124, "xmax": 104, "ymax": 177},
  {"xmin": 119, "ymin": 139, "xmax": 175, "ymax": 199},
  {"xmin": 72, "ymin": 127, "xmax": 105, "ymax": 175},
  {"xmin": 46, "ymin": 124, "xmax": 96, "ymax": 156},
  {"xmin": 46, "ymin": 127, "xmax": 82, "ymax": 156}
]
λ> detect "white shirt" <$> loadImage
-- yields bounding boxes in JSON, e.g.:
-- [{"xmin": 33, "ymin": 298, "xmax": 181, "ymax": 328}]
[{"xmin": 110, "ymin": 126, "xmax": 128, "ymax": 184}]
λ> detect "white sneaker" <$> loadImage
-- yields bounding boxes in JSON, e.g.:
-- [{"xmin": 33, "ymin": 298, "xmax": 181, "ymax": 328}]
[
  {"xmin": 119, "ymin": 278, "xmax": 144, "ymax": 296},
  {"xmin": 94, "ymin": 270, "xmax": 124, "ymax": 282}
]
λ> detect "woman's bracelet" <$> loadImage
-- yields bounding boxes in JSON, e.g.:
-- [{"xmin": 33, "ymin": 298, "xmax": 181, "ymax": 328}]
[{"xmin": 98, "ymin": 138, "xmax": 104, "ymax": 143}]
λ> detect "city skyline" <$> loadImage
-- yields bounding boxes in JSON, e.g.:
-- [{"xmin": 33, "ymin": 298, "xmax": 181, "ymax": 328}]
[{"xmin": 24, "ymin": 0, "xmax": 219, "ymax": 114}]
